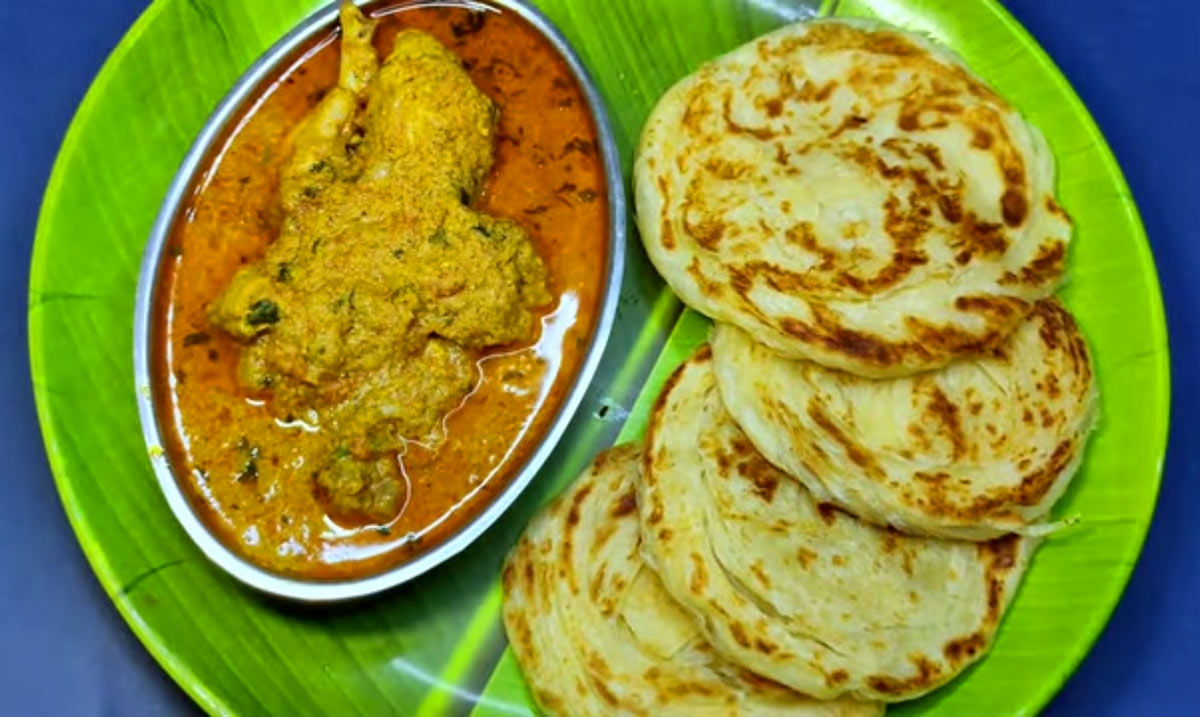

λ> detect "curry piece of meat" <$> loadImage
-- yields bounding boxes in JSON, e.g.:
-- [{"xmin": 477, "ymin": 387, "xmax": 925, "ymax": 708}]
[{"xmin": 209, "ymin": 4, "xmax": 551, "ymax": 522}]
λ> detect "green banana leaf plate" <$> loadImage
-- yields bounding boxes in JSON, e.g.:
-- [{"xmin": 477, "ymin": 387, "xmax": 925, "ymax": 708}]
[{"xmin": 30, "ymin": 0, "xmax": 1169, "ymax": 714}]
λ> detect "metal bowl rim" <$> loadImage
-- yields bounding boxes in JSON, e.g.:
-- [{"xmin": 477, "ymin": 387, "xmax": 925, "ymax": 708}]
[{"xmin": 132, "ymin": 0, "xmax": 626, "ymax": 603}]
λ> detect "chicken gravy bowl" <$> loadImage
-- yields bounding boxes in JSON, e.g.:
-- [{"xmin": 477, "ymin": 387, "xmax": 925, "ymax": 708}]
[{"xmin": 133, "ymin": 0, "xmax": 623, "ymax": 601}]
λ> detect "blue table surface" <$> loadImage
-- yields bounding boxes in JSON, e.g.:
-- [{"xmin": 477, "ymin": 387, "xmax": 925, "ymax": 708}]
[{"xmin": 2, "ymin": 1, "xmax": 1196, "ymax": 714}]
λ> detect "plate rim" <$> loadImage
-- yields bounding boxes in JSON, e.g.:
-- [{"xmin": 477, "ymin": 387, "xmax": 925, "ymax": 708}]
[
  {"xmin": 963, "ymin": 2, "xmax": 1171, "ymax": 710},
  {"xmin": 29, "ymin": 5, "xmax": 230, "ymax": 713}
]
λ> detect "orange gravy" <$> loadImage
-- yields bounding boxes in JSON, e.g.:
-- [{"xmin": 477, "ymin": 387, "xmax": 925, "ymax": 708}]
[{"xmin": 152, "ymin": 2, "xmax": 607, "ymax": 579}]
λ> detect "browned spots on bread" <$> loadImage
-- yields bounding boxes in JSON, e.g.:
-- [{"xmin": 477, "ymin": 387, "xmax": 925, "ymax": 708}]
[
  {"xmin": 1034, "ymin": 298, "xmax": 1070, "ymax": 351},
  {"xmin": 866, "ymin": 654, "xmax": 944, "ymax": 696},
  {"xmin": 800, "ymin": 79, "xmax": 838, "ymax": 102},
  {"xmin": 979, "ymin": 534, "xmax": 1021, "ymax": 625},
  {"xmin": 722, "ymin": 93, "xmax": 777, "ymax": 140},
  {"xmin": 643, "ymin": 355, "xmax": 698, "ymax": 498},
  {"xmin": 735, "ymin": 666, "xmax": 793, "ymax": 695},
  {"xmin": 882, "ymin": 529, "xmax": 900, "ymax": 553},
  {"xmin": 915, "ymin": 142, "xmax": 945, "ymax": 170},
  {"xmin": 932, "ymin": 190, "xmax": 963, "ymax": 225},
  {"xmin": 797, "ymin": 547, "xmax": 817, "ymax": 568},
  {"xmin": 506, "ymin": 610, "xmax": 535, "ymax": 661},
  {"xmin": 954, "ymin": 294, "xmax": 1028, "ymax": 321},
  {"xmin": 684, "ymin": 215, "xmax": 728, "ymax": 250},
  {"xmin": 686, "ymin": 257, "xmax": 725, "ymax": 298},
  {"xmin": 957, "ymin": 212, "xmax": 1008, "ymax": 256},
  {"xmin": 646, "ymin": 502, "xmax": 663, "ymax": 525},
  {"xmin": 729, "ymin": 621, "xmax": 752, "ymax": 648},
  {"xmin": 665, "ymin": 680, "xmax": 719, "ymax": 699},
  {"xmin": 896, "ymin": 87, "xmax": 960, "ymax": 133},
  {"xmin": 914, "ymin": 470, "xmax": 950, "ymax": 485},
  {"xmin": 779, "ymin": 315, "xmax": 893, "ymax": 370},
  {"xmin": 590, "ymin": 523, "xmax": 618, "ymax": 559},
  {"xmin": 611, "ymin": 490, "xmax": 637, "ymax": 518},
  {"xmin": 1015, "ymin": 439, "xmax": 1075, "ymax": 505},
  {"xmin": 644, "ymin": 21, "xmax": 1070, "ymax": 381},
  {"xmin": 816, "ymin": 502, "xmax": 840, "ymax": 526},
  {"xmin": 747, "ymin": 468, "xmax": 781, "ymax": 503},
  {"xmin": 808, "ymin": 399, "xmax": 886, "ymax": 480},
  {"xmin": 838, "ymin": 247, "xmax": 929, "ymax": 295},
  {"xmin": 731, "ymin": 433, "xmax": 758, "ymax": 458},
  {"xmin": 943, "ymin": 632, "xmax": 986, "ymax": 664},
  {"xmin": 592, "ymin": 442, "xmax": 639, "ymax": 476},
  {"xmin": 1001, "ymin": 240, "xmax": 1065, "ymax": 288},
  {"xmin": 905, "ymin": 316, "xmax": 1006, "ymax": 362},
  {"xmin": 750, "ymin": 560, "xmax": 772, "ymax": 589},
  {"xmin": 681, "ymin": 83, "xmax": 714, "ymax": 134},
  {"xmin": 1064, "ymin": 313, "xmax": 1093, "ymax": 383},
  {"xmin": 1045, "ymin": 195, "xmax": 1068, "ymax": 220},
  {"xmin": 586, "ymin": 650, "xmax": 613, "ymax": 682},
  {"xmin": 873, "ymin": 193, "xmax": 932, "ymax": 279},
  {"xmin": 872, "ymin": 302, "xmax": 1086, "ymax": 521},
  {"xmin": 534, "ymin": 687, "xmax": 565, "ymax": 715},
  {"xmin": 656, "ymin": 174, "xmax": 675, "ymax": 250},
  {"xmin": 774, "ymin": 143, "xmax": 791, "ymax": 166},
  {"xmin": 713, "ymin": 430, "xmax": 792, "ymax": 506},
  {"xmin": 589, "ymin": 562, "xmax": 607, "ymax": 603},
  {"xmin": 734, "ymin": 260, "xmax": 821, "ymax": 296},
  {"xmin": 689, "ymin": 552, "xmax": 709, "ymax": 594},
  {"xmin": 923, "ymin": 384, "xmax": 967, "ymax": 460},
  {"xmin": 880, "ymin": 136, "xmax": 911, "ymax": 158},
  {"xmin": 785, "ymin": 222, "xmax": 835, "ymax": 270},
  {"xmin": 983, "ymin": 534, "xmax": 1019, "ymax": 571},
  {"xmin": 704, "ymin": 157, "xmax": 753, "ymax": 180},
  {"xmin": 1044, "ymin": 373, "xmax": 1062, "ymax": 399},
  {"xmin": 501, "ymin": 558, "xmax": 515, "ymax": 593},
  {"xmin": 590, "ymin": 676, "xmax": 620, "ymax": 707},
  {"xmin": 829, "ymin": 113, "xmax": 869, "ymax": 139},
  {"xmin": 565, "ymin": 484, "xmax": 593, "ymax": 530},
  {"xmin": 906, "ymin": 439, "xmax": 1075, "ymax": 521},
  {"xmin": 1001, "ymin": 188, "xmax": 1027, "ymax": 226},
  {"xmin": 793, "ymin": 22, "xmax": 922, "ymax": 58},
  {"xmin": 713, "ymin": 441, "xmax": 734, "ymax": 475},
  {"xmin": 560, "ymin": 483, "xmax": 594, "ymax": 594}
]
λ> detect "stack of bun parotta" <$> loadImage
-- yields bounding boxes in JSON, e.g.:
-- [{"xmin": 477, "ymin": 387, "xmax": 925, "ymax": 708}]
[{"xmin": 503, "ymin": 17, "xmax": 1097, "ymax": 716}]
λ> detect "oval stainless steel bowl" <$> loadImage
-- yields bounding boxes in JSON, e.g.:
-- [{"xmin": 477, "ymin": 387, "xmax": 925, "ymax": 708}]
[{"xmin": 132, "ymin": 0, "xmax": 624, "ymax": 602}]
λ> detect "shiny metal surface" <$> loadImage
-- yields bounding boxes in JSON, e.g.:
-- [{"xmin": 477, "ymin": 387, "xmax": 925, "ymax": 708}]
[{"xmin": 132, "ymin": 0, "xmax": 625, "ymax": 602}]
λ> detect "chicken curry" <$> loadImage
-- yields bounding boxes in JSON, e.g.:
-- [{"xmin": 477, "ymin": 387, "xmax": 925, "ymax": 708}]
[{"xmin": 152, "ymin": 1, "xmax": 608, "ymax": 579}]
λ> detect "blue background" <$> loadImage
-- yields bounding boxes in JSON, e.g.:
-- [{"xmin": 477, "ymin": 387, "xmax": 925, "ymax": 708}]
[{"xmin": 1, "ymin": 1, "xmax": 1196, "ymax": 714}]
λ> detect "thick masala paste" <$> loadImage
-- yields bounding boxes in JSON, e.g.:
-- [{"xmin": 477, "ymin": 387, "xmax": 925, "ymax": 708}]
[{"xmin": 152, "ymin": 1, "xmax": 608, "ymax": 579}]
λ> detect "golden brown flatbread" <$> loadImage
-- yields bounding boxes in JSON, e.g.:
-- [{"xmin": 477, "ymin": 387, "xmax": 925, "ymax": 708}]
[
  {"xmin": 635, "ymin": 19, "xmax": 1071, "ymax": 377},
  {"xmin": 711, "ymin": 299, "xmax": 1097, "ymax": 540},
  {"xmin": 503, "ymin": 445, "xmax": 881, "ymax": 716},
  {"xmin": 640, "ymin": 349, "xmax": 1034, "ymax": 701}
]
